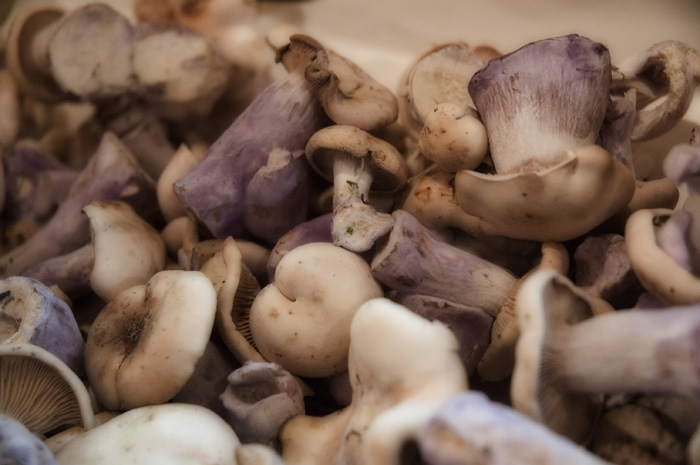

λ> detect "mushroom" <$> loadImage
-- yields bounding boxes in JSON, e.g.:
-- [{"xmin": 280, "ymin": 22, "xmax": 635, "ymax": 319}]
[
  {"xmin": 417, "ymin": 391, "xmax": 612, "ymax": 465},
  {"xmin": 276, "ymin": 34, "xmax": 399, "ymax": 131},
  {"xmin": 0, "ymin": 276, "xmax": 84, "ymax": 375},
  {"xmin": 625, "ymin": 141, "xmax": 700, "ymax": 304},
  {"xmin": 156, "ymin": 143, "xmax": 207, "ymax": 223},
  {"xmin": 172, "ymin": 35, "xmax": 328, "ymax": 240},
  {"xmin": 280, "ymin": 297, "xmax": 467, "ymax": 465},
  {"xmin": 84, "ymin": 270, "xmax": 218, "ymax": 410},
  {"xmin": 305, "ymin": 125, "xmax": 408, "ymax": 252},
  {"xmin": 0, "ymin": 69, "xmax": 20, "ymax": 152},
  {"xmin": 0, "ymin": 343, "xmax": 95, "ymax": 436},
  {"xmin": 17, "ymin": 243, "xmax": 94, "ymax": 301},
  {"xmin": 371, "ymin": 209, "xmax": 518, "ymax": 317},
  {"xmin": 612, "ymin": 40, "xmax": 700, "ymax": 142},
  {"xmin": 83, "ymin": 200, "xmax": 166, "ymax": 303},
  {"xmin": 0, "ymin": 414, "xmax": 59, "ymax": 465},
  {"xmin": 53, "ymin": 403, "xmax": 240, "ymax": 465},
  {"xmin": 453, "ymin": 35, "xmax": 636, "ymax": 242},
  {"xmin": 220, "ymin": 361, "xmax": 305, "ymax": 444},
  {"xmin": 248, "ymin": 242, "xmax": 383, "ymax": 377},
  {"xmin": 0, "ymin": 131, "xmax": 158, "ymax": 278},
  {"xmin": 512, "ymin": 268, "xmax": 700, "ymax": 443}
]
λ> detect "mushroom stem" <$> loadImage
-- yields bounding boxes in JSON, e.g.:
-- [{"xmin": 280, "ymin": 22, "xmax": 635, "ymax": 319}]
[{"xmin": 556, "ymin": 306, "xmax": 700, "ymax": 400}]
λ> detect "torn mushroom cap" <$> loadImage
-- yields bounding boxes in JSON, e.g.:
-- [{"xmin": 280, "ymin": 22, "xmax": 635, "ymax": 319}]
[
  {"xmin": 53, "ymin": 403, "xmax": 240, "ymax": 465},
  {"xmin": 84, "ymin": 270, "xmax": 217, "ymax": 410},
  {"xmin": 84, "ymin": 200, "xmax": 166, "ymax": 303},
  {"xmin": 614, "ymin": 40, "xmax": 700, "ymax": 142},
  {"xmin": 454, "ymin": 144, "xmax": 636, "ymax": 241},
  {"xmin": 397, "ymin": 41, "xmax": 486, "ymax": 135},
  {"xmin": 625, "ymin": 208, "xmax": 700, "ymax": 304},
  {"xmin": 305, "ymin": 124, "xmax": 408, "ymax": 251},
  {"xmin": 0, "ymin": 343, "xmax": 95, "ymax": 435},
  {"xmin": 468, "ymin": 34, "xmax": 611, "ymax": 175},
  {"xmin": 248, "ymin": 242, "xmax": 383, "ymax": 377},
  {"xmin": 5, "ymin": 3, "xmax": 66, "ymax": 101},
  {"xmin": 278, "ymin": 34, "xmax": 398, "ymax": 131}
]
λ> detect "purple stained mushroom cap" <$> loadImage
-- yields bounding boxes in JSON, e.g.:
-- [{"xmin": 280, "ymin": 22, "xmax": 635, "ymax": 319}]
[{"xmin": 0, "ymin": 415, "xmax": 59, "ymax": 465}]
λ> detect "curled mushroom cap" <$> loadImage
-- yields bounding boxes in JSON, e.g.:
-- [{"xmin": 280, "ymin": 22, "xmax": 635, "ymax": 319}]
[
  {"xmin": 249, "ymin": 242, "xmax": 383, "ymax": 377},
  {"xmin": 53, "ymin": 403, "xmax": 240, "ymax": 465},
  {"xmin": 455, "ymin": 145, "xmax": 635, "ymax": 241},
  {"xmin": 278, "ymin": 34, "xmax": 398, "ymax": 131},
  {"xmin": 84, "ymin": 270, "xmax": 218, "ymax": 410},
  {"xmin": 0, "ymin": 343, "xmax": 95, "ymax": 436}
]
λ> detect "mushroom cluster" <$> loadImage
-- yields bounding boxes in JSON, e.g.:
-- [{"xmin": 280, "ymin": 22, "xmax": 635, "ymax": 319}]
[{"xmin": 1, "ymin": 0, "xmax": 699, "ymax": 463}]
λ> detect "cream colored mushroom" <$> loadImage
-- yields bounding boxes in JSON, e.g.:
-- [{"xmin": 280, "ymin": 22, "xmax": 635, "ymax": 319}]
[{"xmin": 84, "ymin": 270, "xmax": 217, "ymax": 410}]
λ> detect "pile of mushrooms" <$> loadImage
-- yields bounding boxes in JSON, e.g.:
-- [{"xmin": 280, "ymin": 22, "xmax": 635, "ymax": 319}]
[{"xmin": 1, "ymin": 0, "xmax": 700, "ymax": 463}]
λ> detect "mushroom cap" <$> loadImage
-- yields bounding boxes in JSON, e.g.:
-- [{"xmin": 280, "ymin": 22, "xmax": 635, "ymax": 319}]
[
  {"xmin": 0, "ymin": 414, "xmax": 59, "ymax": 465},
  {"xmin": 511, "ymin": 269, "xmax": 603, "ymax": 444},
  {"xmin": 625, "ymin": 208, "xmax": 700, "ymax": 304},
  {"xmin": 84, "ymin": 270, "xmax": 218, "ymax": 410},
  {"xmin": 5, "ymin": 4, "xmax": 66, "ymax": 102},
  {"xmin": 53, "ymin": 403, "xmax": 240, "ymax": 465},
  {"xmin": 0, "ymin": 343, "xmax": 94, "ymax": 436},
  {"xmin": 249, "ymin": 242, "xmax": 383, "ymax": 377},
  {"xmin": 454, "ymin": 144, "xmax": 636, "ymax": 242},
  {"xmin": 305, "ymin": 125, "xmax": 408, "ymax": 193}
]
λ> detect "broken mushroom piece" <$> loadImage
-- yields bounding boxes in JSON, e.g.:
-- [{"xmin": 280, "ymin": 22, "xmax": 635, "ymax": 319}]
[
  {"xmin": 84, "ymin": 270, "xmax": 217, "ymax": 410},
  {"xmin": 305, "ymin": 125, "xmax": 408, "ymax": 252},
  {"xmin": 278, "ymin": 34, "xmax": 398, "ymax": 131},
  {"xmin": 417, "ymin": 391, "xmax": 612, "ymax": 465},
  {"xmin": 220, "ymin": 361, "xmax": 304, "ymax": 444},
  {"xmin": 0, "ymin": 276, "xmax": 84, "ymax": 375},
  {"xmin": 0, "ymin": 343, "xmax": 95, "ymax": 436},
  {"xmin": 248, "ymin": 242, "xmax": 383, "ymax": 377},
  {"xmin": 280, "ymin": 297, "xmax": 467, "ymax": 465},
  {"xmin": 512, "ymin": 268, "xmax": 700, "ymax": 444},
  {"xmin": 83, "ymin": 200, "xmax": 166, "ymax": 303},
  {"xmin": 53, "ymin": 403, "xmax": 240, "ymax": 465}
]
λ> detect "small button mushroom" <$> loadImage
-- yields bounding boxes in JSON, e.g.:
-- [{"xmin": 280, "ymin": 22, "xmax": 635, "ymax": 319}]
[
  {"xmin": 0, "ymin": 276, "xmax": 84, "ymax": 375},
  {"xmin": 53, "ymin": 403, "xmax": 240, "ymax": 465},
  {"xmin": 512, "ymin": 268, "xmax": 700, "ymax": 444},
  {"xmin": 0, "ymin": 343, "xmax": 95, "ymax": 436},
  {"xmin": 417, "ymin": 391, "xmax": 613, "ymax": 465},
  {"xmin": 417, "ymin": 101, "xmax": 489, "ymax": 172},
  {"xmin": 248, "ymin": 242, "xmax": 383, "ymax": 377},
  {"xmin": 305, "ymin": 125, "xmax": 408, "ymax": 252},
  {"xmin": 84, "ymin": 270, "xmax": 218, "ymax": 410},
  {"xmin": 83, "ymin": 200, "xmax": 166, "ymax": 303},
  {"xmin": 0, "ymin": 414, "xmax": 59, "ymax": 465},
  {"xmin": 0, "ymin": 132, "xmax": 159, "ymax": 278},
  {"xmin": 220, "ymin": 361, "xmax": 305, "ymax": 444}
]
